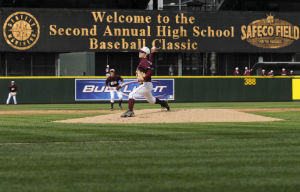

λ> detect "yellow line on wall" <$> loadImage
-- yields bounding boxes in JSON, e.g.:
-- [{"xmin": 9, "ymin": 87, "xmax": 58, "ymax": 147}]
[{"xmin": 0, "ymin": 76, "xmax": 298, "ymax": 79}]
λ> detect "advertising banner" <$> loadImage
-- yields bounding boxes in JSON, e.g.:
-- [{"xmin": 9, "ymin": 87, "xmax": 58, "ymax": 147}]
[{"xmin": 75, "ymin": 79, "xmax": 175, "ymax": 101}]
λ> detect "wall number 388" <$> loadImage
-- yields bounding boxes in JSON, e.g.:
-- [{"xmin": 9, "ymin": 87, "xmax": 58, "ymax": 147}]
[{"xmin": 244, "ymin": 78, "xmax": 257, "ymax": 86}]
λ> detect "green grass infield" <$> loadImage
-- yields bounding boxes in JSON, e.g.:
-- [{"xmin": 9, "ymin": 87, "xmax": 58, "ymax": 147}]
[{"xmin": 1, "ymin": 102, "xmax": 300, "ymax": 192}]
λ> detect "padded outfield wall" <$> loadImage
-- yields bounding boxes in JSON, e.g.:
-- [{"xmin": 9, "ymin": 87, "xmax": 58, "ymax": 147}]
[{"xmin": 0, "ymin": 76, "xmax": 295, "ymax": 104}]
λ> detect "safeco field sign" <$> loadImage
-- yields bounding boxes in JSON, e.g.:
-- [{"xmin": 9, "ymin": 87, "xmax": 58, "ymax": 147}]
[{"xmin": 75, "ymin": 79, "xmax": 175, "ymax": 101}]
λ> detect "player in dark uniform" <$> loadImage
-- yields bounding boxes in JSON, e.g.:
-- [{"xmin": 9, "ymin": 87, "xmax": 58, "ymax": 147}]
[
  {"xmin": 105, "ymin": 69, "xmax": 124, "ymax": 110},
  {"xmin": 244, "ymin": 67, "xmax": 251, "ymax": 76},
  {"xmin": 233, "ymin": 67, "xmax": 239, "ymax": 76},
  {"xmin": 6, "ymin": 81, "xmax": 17, "ymax": 105},
  {"xmin": 268, "ymin": 70, "xmax": 274, "ymax": 76},
  {"xmin": 121, "ymin": 46, "xmax": 170, "ymax": 118},
  {"xmin": 281, "ymin": 68, "xmax": 287, "ymax": 76}
]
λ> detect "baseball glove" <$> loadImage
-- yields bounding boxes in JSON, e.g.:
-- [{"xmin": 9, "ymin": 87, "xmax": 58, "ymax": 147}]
[
  {"xmin": 116, "ymin": 85, "xmax": 121, "ymax": 91},
  {"xmin": 11, "ymin": 92, "xmax": 17, "ymax": 96},
  {"xmin": 136, "ymin": 69, "xmax": 146, "ymax": 83}
]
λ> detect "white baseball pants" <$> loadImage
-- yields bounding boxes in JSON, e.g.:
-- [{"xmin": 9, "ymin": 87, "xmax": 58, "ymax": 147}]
[
  {"xmin": 109, "ymin": 87, "xmax": 123, "ymax": 103},
  {"xmin": 6, "ymin": 93, "xmax": 17, "ymax": 105},
  {"xmin": 129, "ymin": 82, "xmax": 156, "ymax": 104}
]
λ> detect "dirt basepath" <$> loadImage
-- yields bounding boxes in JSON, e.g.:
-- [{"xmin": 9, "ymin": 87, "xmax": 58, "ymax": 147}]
[
  {"xmin": 0, "ymin": 110, "xmax": 118, "ymax": 115},
  {"xmin": 55, "ymin": 109, "xmax": 281, "ymax": 124},
  {"xmin": 236, "ymin": 108, "xmax": 300, "ymax": 112}
]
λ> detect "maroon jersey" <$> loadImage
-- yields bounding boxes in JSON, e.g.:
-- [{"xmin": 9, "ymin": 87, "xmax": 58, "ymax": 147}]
[
  {"xmin": 244, "ymin": 70, "xmax": 251, "ymax": 76},
  {"xmin": 137, "ymin": 53, "xmax": 153, "ymax": 82},
  {"xmin": 233, "ymin": 70, "xmax": 239, "ymax": 76},
  {"xmin": 106, "ymin": 75, "xmax": 123, "ymax": 87},
  {"xmin": 281, "ymin": 71, "xmax": 287, "ymax": 76},
  {"xmin": 9, "ymin": 85, "xmax": 17, "ymax": 92},
  {"xmin": 268, "ymin": 72, "xmax": 274, "ymax": 76},
  {"xmin": 261, "ymin": 72, "xmax": 266, "ymax": 76}
]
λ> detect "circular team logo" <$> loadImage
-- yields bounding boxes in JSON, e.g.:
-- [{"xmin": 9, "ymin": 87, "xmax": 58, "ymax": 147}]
[{"xmin": 3, "ymin": 11, "xmax": 40, "ymax": 50}]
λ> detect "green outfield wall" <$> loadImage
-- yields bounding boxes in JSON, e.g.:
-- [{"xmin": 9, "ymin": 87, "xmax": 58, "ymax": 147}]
[
  {"xmin": 175, "ymin": 77, "xmax": 292, "ymax": 102},
  {"xmin": 0, "ymin": 77, "xmax": 293, "ymax": 104}
]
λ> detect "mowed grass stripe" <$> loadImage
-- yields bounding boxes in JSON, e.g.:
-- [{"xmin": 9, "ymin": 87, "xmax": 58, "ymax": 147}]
[
  {"xmin": 0, "ymin": 112, "xmax": 299, "ymax": 144},
  {"xmin": 1, "ymin": 103, "xmax": 300, "ymax": 192},
  {"xmin": 1, "ymin": 139, "xmax": 300, "ymax": 192},
  {"xmin": 1, "ymin": 102, "xmax": 300, "ymax": 111}
]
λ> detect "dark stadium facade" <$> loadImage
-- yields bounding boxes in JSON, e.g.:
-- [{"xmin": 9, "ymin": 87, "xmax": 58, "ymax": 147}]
[{"xmin": 0, "ymin": 0, "xmax": 300, "ymax": 76}]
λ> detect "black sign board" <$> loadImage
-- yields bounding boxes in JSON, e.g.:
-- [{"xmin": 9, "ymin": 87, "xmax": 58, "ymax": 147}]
[{"xmin": 0, "ymin": 8, "xmax": 300, "ymax": 53}]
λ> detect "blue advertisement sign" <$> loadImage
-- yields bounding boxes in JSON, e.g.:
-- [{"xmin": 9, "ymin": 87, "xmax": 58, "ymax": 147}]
[{"xmin": 75, "ymin": 79, "xmax": 175, "ymax": 101}]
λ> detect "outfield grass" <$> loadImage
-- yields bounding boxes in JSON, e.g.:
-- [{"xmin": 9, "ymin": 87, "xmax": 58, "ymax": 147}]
[{"xmin": 1, "ymin": 103, "xmax": 300, "ymax": 192}]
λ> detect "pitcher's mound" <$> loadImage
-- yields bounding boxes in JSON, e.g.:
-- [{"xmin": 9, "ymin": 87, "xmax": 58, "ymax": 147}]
[{"xmin": 55, "ymin": 109, "xmax": 281, "ymax": 124}]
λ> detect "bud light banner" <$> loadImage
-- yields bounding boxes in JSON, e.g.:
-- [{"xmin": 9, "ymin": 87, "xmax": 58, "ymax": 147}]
[{"xmin": 75, "ymin": 79, "xmax": 175, "ymax": 101}]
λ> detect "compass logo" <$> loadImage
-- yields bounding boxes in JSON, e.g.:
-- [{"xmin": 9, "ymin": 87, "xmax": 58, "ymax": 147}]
[{"xmin": 3, "ymin": 11, "xmax": 40, "ymax": 50}]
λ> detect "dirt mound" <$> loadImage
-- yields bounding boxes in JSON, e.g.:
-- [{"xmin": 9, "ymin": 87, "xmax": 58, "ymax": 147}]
[
  {"xmin": 1, "ymin": 108, "xmax": 299, "ymax": 115},
  {"xmin": 55, "ymin": 109, "xmax": 281, "ymax": 124}
]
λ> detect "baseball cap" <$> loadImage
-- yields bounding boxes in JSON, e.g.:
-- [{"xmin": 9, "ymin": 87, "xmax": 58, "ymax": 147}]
[
  {"xmin": 110, "ymin": 69, "xmax": 115, "ymax": 72},
  {"xmin": 11, "ymin": 81, "xmax": 15, "ymax": 84},
  {"xmin": 139, "ymin": 47, "xmax": 150, "ymax": 55}
]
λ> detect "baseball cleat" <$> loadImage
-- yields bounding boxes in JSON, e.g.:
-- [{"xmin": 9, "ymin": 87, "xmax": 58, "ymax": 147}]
[
  {"xmin": 110, "ymin": 108, "xmax": 114, "ymax": 111},
  {"xmin": 121, "ymin": 110, "xmax": 135, "ymax": 118},
  {"xmin": 161, "ymin": 100, "xmax": 170, "ymax": 111}
]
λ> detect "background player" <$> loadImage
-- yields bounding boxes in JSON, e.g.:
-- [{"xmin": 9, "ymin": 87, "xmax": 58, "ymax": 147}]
[
  {"xmin": 281, "ymin": 68, "xmax": 287, "ymax": 76},
  {"xmin": 105, "ymin": 65, "xmax": 110, "ymax": 77},
  {"xmin": 244, "ymin": 67, "xmax": 251, "ymax": 76},
  {"xmin": 105, "ymin": 69, "xmax": 124, "ymax": 110},
  {"xmin": 268, "ymin": 70, "xmax": 274, "ymax": 76},
  {"xmin": 121, "ymin": 46, "xmax": 170, "ymax": 118},
  {"xmin": 6, "ymin": 81, "xmax": 17, "ymax": 105},
  {"xmin": 233, "ymin": 67, "xmax": 239, "ymax": 76}
]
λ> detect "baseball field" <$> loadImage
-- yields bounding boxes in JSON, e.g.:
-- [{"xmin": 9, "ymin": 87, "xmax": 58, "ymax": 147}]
[{"xmin": 1, "ymin": 102, "xmax": 300, "ymax": 192}]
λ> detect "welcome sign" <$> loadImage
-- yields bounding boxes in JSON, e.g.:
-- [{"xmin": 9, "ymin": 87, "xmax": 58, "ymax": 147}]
[{"xmin": 0, "ymin": 8, "xmax": 300, "ymax": 52}]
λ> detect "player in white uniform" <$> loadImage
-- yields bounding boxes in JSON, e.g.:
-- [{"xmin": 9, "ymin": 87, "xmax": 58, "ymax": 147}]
[
  {"xmin": 121, "ymin": 47, "xmax": 170, "ymax": 117},
  {"xmin": 105, "ymin": 65, "xmax": 110, "ymax": 77},
  {"xmin": 105, "ymin": 69, "xmax": 124, "ymax": 110}
]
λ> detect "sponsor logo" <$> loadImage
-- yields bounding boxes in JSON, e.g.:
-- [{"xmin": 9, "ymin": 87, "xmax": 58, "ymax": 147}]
[
  {"xmin": 75, "ymin": 79, "xmax": 175, "ymax": 101},
  {"xmin": 241, "ymin": 14, "xmax": 299, "ymax": 49},
  {"xmin": 83, "ymin": 84, "xmax": 167, "ymax": 94},
  {"xmin": 3, "ymin": 11, "xmax": 40, "ymax": 50}
]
